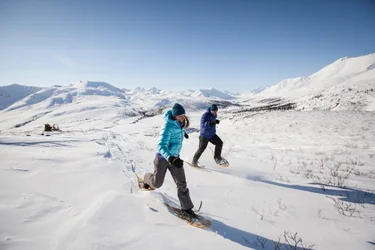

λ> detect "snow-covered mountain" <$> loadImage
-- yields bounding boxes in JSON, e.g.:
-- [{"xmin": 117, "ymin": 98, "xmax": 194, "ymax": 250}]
[
  {"xmin": 125, "ymin": 86, "xmax": 203, "ymax": 109},
  {"xmin": 5, "ymin": 80, "xmax": 127, "ymax": 112},
  {"xmin": 2, "ymin": 52, "xmax": 375, "ymax": 122},
  {"xmin": 0, "ymin": 81, "xmax": 131, "ymax": 132},
  {"xmin": 224, "ymin": 90, "xmax": 240, "ymax": 96},
  {"xmin": 191, "ymin": 88, "xmax": 234, "ymax": 100},
  {"xmin": 129, "ymin": 87, "xmax": 173, "ymax": 96},
  {"xmin": 180, "ymin": 89, "xmax": 195, "ymax": 96},
  {"xmin": 257, "ymin": 53, "xmax": 375, "ymax": 111},
  {"xmin": 250, "ymin": 86, "xmax": 269, "ymax": 94},
  {"xmin": 260, "ymin": 54, "xmax": 375, "ymax": 98},
  {"xmin": 239, "ymin": 86, "xmax": 269, "ymax": 100},
  {"xmin": 0, "ymin": 84, "xmax": 43, "ymax": 110},
  {"xmin": 0, "ymin": 81, "xmax": 237, "ymax": 132}
]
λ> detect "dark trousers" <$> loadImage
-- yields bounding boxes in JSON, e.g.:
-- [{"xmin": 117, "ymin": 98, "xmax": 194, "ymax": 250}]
[
  {"xmin": 144, "ymin": 156, "xmax": 194, "ymax": 210},
  {"xmin": 193, "ymin": 134, "xmax": 223, "ymax": 163}
]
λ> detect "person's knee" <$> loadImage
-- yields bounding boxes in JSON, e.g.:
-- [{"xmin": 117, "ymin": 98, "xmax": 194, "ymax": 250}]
[
  {"xmin": 150, "ymin": 174, "xmax": 164, "ymax": 189},
  {"xmin": 177, "ymin": 181, "xmax": 187, "ymax": 191},
  {"xmin": 200, "ymin": 144, "xmax": 208, "ymax": 152},
  {"xmin": 198, "ymin": 148, "xmax": 206, "ymax": 154},
  {"xmin": 217, "ymin": 138, "xmax": 223, "ymax": 146}
]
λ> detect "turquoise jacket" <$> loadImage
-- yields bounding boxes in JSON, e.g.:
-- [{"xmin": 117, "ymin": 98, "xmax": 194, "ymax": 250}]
[{"xmin": 158, "ymin": 110, "xmax": 185, "ymax": 160}]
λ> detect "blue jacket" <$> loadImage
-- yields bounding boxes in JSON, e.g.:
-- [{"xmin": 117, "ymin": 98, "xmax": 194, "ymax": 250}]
[
  {"xmin": 158, "ymin": 110, "xmax": 185, "ymax": 160},
  {"xmin": 200, "ymin": 107, "xmax": 217, "ymax": 139}
]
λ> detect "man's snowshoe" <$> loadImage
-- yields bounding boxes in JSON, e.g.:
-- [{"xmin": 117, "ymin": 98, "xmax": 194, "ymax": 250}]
[
  {"xmin": 183, "ymin": 160, "xmax": 205, "ymax": 169},
  {"xmin": 214, "ymin": 157, "xmax": 229, "ymax": 167}
]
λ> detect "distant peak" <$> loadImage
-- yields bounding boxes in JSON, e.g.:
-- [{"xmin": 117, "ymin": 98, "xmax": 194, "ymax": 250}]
[
  {"xmin": 134, "ymin": 87, "xmax": 145, "ymax": 91},
  {"xmin": 9, "ymin": 83, "xmax": 21, "ymax": 87},
  {"xmin": 340, "ymin": 56, "xmax": 349, "ymax": 61},
  {"xmin": 191, "ymin": 88, "xmax": 233, "ymax": 100}
]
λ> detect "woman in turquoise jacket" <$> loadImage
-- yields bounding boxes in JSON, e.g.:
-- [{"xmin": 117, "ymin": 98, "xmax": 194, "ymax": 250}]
[{"xmin": 143, "ymin": 103, "xmax": 196, "ymax": 218}]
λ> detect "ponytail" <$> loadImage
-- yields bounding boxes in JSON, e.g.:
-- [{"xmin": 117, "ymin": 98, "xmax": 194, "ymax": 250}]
[{"xmin": 184, "ymin": 116, "xmax": 190, "ymax": 129}]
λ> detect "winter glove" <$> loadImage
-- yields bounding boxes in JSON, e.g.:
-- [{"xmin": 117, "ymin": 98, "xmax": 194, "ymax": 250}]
[
  {"xmin": 168, "ymin": 156, "xmax": 183, "ymax": 168},
  {"xmin": 215, "ymin": 119, "xmax": 220, "ymax": 124},
  {"xmin": 209, "ymin": 120, "xmax": 216, "ymax": 126},
  {"xmin": 184, "ymin": 132, "xmax": 189, "ymax": 139},
  {"xmin": 168, "ymin": 156, "xmax": 176, "ymax": 165},
  {"xmin": 174, "ymin": 158, "xmax": 184, "ymax": 168}
]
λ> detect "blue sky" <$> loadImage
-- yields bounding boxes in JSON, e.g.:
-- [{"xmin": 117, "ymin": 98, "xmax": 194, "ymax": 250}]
[{"xmin": 1, "ymin": 0, "xmax": 374, "ymax": 92}]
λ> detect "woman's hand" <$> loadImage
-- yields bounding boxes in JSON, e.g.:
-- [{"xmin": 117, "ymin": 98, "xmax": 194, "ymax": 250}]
[{"xmin": 168, "ymin": 156, "xmax": 184, "ymax": 168}]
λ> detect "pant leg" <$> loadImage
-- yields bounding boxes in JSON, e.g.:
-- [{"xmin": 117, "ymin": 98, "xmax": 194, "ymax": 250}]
[
  {"xmin": 209, "ymin": 134, "xmax": 223, "ymax": 158},
  {"xmin": 144, "ymin": 156, "xmax": 169, "ymax": 189},
  {"xmin": 168, "ymin": 164, "xmax": 194, "ymax": 210},
  {"xmin": 192, "ymin": 136, "xmax": 209, "ymax": 163}
]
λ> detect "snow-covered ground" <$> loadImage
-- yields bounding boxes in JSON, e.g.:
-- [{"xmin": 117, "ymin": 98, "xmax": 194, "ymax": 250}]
[{"xmin": 1, "ymin": 107, "xmax": 374, "ymax": 250}]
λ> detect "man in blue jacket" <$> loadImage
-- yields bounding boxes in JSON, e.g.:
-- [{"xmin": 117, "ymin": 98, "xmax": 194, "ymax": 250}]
[{"xmin": 192, "ymin": 104, "xmax": 224, "ymax": 166}]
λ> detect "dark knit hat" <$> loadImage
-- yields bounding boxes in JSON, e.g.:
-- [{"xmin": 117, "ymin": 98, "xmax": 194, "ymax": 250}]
[
  {"xmin": 211, "ymin": 104, "xmax": 218, "ymax": 111},
  {"xmin": 171, "ymin": 103, "xmax": 185, "ymax": 117}
]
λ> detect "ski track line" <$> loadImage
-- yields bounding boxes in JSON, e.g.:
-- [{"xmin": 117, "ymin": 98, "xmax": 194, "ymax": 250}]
[{"xmin": 103, "ymin": 130, "xmax": 145, "ymax": 187}]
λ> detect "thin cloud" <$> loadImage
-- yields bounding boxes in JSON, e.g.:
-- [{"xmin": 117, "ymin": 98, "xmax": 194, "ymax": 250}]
[{"xmin": 54, "ymin": 54, "xmax": 79, "ymax": 69}]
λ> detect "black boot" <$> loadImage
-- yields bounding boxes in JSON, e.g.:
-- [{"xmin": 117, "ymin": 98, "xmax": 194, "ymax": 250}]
[
  {"xmin": 182, "ymin": 208, "xmax": 197, "ymax": 219},
  {"xmin": 191, "ymin": 161, "xmax": 199, "ymax": 167},
  {"xmin": 214, "ymin": 156, "xmax": 223, "ymax": 163}
]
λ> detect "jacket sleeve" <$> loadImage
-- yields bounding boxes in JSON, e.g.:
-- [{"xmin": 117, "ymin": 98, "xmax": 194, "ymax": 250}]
[
  {"xmin": 158, "ymin": 124, "xmax": 173, "ymax": 160},
  {"xmin": 201, "ymin": 112, "xmax": 212, "ymax": 129}
]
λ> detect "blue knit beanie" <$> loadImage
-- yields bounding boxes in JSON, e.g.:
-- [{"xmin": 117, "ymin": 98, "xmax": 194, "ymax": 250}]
[
  {"xmin": 172, "ymin": 103, "xmax": 185, "ymax": 117},
  {"xmin": 211, "ymin": 104, "xmax": 218, "ymax": 111}
]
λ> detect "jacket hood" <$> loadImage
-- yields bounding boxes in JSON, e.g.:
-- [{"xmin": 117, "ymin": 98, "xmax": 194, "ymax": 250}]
[
  {"xmin": 164, "ymin": 110, "xmax": 179, "ymax": 126},
  {"xmin": 164, "ymin": 110, "xmax": 173, "ymax": 120}
]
